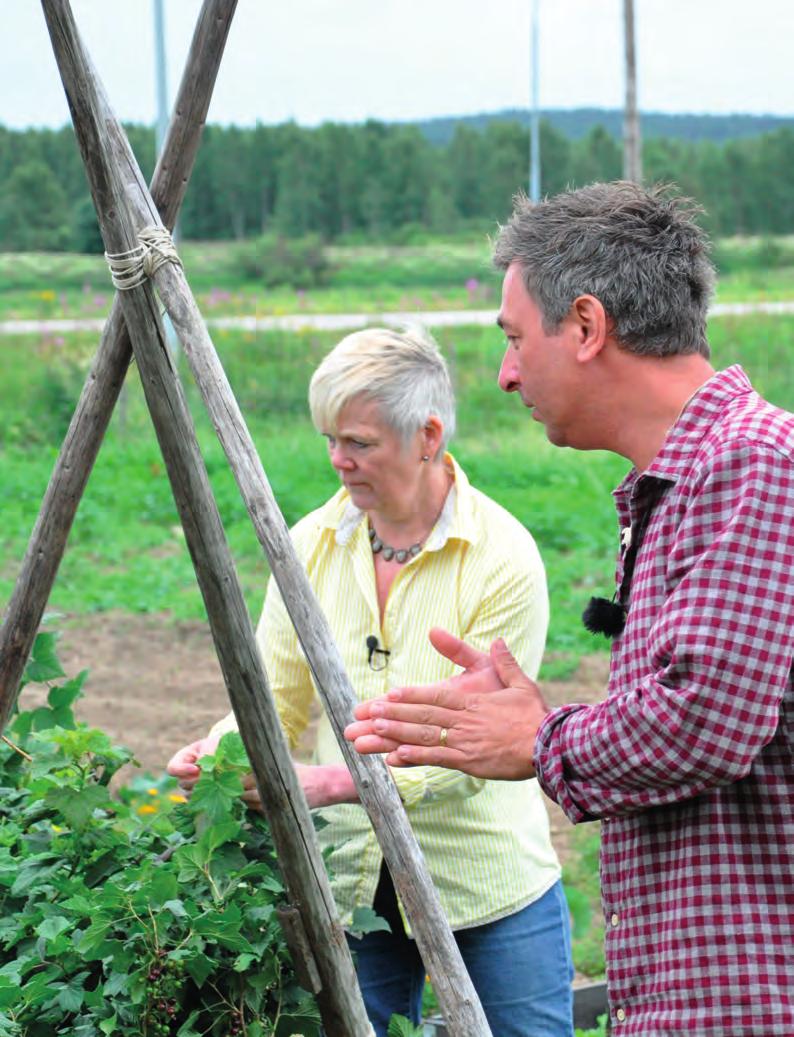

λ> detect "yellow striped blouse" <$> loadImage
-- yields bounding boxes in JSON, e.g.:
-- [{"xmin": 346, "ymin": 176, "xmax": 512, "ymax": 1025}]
[{"xmin": 214, "ymin": 455, "xmax": 561, "ymax": 932}]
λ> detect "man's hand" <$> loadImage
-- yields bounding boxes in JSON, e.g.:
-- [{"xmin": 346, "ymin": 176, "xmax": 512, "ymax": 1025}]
[
  {"xmin": 344, "ymin": 627, "xmax": 549, "ymax": 780},
  {"xmin": 241, "ymin": 762, "xmax": 359, "ymax": 811}
]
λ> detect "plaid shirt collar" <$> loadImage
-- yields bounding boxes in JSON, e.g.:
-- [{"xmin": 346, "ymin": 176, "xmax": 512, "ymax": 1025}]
[{"xmin": 614, "ymin": 365, "xmax": 754, "ymax": 502}]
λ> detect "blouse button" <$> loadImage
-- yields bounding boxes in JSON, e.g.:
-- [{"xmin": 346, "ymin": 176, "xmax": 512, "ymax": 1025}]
[{"xmin": 616, "ymin": 1007, "xmax": 626, "ymax": 1022}]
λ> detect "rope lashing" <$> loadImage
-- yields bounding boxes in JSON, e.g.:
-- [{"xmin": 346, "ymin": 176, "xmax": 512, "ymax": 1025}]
[{"xmin": 104, "ymin": 226, "xmax": 183, "ymax": 290}]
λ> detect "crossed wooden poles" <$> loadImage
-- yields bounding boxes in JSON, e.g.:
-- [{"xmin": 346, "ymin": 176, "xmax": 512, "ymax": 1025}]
[{"xmin": 0, "ymin": 3, "xmax": 494, "ymax": 1035}]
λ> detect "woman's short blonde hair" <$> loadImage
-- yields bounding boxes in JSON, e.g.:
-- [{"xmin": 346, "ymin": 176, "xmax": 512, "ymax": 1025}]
[{"xmin": 308, "ymin": 325, "xmax": 457, "ymax": 449}]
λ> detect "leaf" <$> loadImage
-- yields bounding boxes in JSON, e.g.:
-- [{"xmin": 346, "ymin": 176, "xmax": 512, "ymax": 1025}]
[
  {"xmin": 24, "ymin": 632, "xmax": 65, "ymax": 684},
  {"xmin": 35, "ymin": 916, "xmax": 70, "ymax": 942},
  {"xmin": 147, "ymin": 867, "xmax": 178, "ymax": 907},
  {"xmin": 185, "ymin": 952, "xmax": 214, "ymax": 988},
  {"xmin": 196, "ymin": 818, "xmax": 241, "ymax": 857},
  {"xmin": 55, "ymin": 972, "xmax": 88, "ymax": 1013},
  {"xmin": 189, "ymin": 769, "xmax": 243, "ymax": 824},
  {"xmin": 45, "ymin": 784, "xmax": 109, "ymax": 831},
  {"xmin": 162, "ymin": 898, "xmax": 187, "ymax": 918},
  {"xmin": 387, "ymin": 1015, "xmax": 425, "ymax": 1037},
  {"xmin": 275, "ymin": 995, "xmax": 322, "ymax": 1037},
  {"xmin": 176, "ymin": 1010, "xmax": 202, "ymax": 1037},
  {"xmin": 0, "ymin": 975, "xmax": 19, "ymax": 1011},
  {"xmin": 99, "ymin": 1015, "xmax": 118, "ymax": 1035},
  {"xmin": 48, "ymin": 673, "xmax": 87, "ymax": 709},
  {"xmin": 83, "ymin": 849, "xmax": 119, "ymax": 888},
  {"xmin": 194, "ymin": 904, "xmax": 255, "ymax": 952},
  {"xmin": 215, "ymin": 731, "xmax": 251, "ymax": 769},
  {"xmin": 10, "ymin": 853, "xmax": 62, "ymax": 896},
  {"xmin": 233, "ymin": 952, "xmax": 256, "ymax": 972},
  {"xmin": 102, "ymin": 973, "xmax": 128, "ymax": 997},
  {"xmin": 349, "ymin": 905, "xmax": 392, "ymax": 936}
]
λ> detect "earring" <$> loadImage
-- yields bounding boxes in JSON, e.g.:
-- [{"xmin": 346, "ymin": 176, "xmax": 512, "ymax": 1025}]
[{"xmin": 421, "ymin": 455, "xmax": 430, "ymax": 463}]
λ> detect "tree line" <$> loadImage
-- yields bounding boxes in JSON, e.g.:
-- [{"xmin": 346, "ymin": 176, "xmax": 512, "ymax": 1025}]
[{"xmin": 0, "ymin": 116, "xmax": 792, "ymax": 252}]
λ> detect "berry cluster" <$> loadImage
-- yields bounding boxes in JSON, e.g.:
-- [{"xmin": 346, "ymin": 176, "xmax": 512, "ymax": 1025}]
[{"xmin": 143, "ymin": 951, "xmax": 185, "ymax": 1036}]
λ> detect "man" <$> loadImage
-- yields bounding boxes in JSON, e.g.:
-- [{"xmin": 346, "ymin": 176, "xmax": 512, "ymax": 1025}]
[{"xmin": 345, "ymin": 182, "xmax": 794, "ymax": 1036}]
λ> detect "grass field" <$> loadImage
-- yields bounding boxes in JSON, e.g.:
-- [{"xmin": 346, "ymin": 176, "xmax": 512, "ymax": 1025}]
[
  {"xmin": 2, "ymin": 285, "xmax": 793, "ymax": 678},
  {"xmin": 1, "ymin": 234, "xmax": 793, "ymax": 323}
]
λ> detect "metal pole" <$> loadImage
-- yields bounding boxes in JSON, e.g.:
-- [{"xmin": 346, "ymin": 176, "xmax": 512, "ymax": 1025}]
[
  {"xmin": 153, "ymin": 0, "xmax": 169, "ymax": 155},
  {"xmin": 529, "ymin": 0, "xmax": 541, "ymax": 201},
  {"xmin": 153, "ymin": 0, "xmax": 180, "ymax": 357}
]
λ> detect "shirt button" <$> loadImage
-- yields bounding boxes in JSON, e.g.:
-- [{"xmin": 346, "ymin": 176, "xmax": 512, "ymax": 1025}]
[
  {"xmin": 616, "ymin": 1008, "xmax": 626, "ymax": 1022},
  {"xmin": 610, "ymin": 912, "xmax": 619, "ymax": 927}
]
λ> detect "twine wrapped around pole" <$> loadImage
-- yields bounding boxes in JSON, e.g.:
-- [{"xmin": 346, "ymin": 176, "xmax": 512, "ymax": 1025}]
[
  {"xmin": 105, "ymin": 227, "xmax": 183, "ymax": 290},
  {"xmin": 40, "ymin": 3, "xmax": 375, "ymax": 1034},
  {"xmin": 38, "ymin": 2, "xmax": 494, "ymax": 1033}
]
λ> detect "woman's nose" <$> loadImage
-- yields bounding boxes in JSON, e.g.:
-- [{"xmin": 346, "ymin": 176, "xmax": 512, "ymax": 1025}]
[{"xmin": 330, "ymin": 444, "xmax": 352, "ymax": 469}]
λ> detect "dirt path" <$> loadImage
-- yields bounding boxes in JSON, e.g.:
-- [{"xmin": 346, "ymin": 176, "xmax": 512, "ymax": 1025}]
[{"xmin": 20, "ymin": 612, "xmax": 610, "ymax": 865}]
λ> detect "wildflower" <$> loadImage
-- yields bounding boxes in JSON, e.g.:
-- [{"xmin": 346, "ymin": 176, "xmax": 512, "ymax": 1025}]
[
  {"xmin": 168, "ymin": 793, "xmax": 187, "ymax": 804},
  {"xmin": 147, "ymin": 787, "xmax": 159, "ymax": 796},
  {"xmin": 137, "ymin": 804, "xmax": 158, "ymax": 815}
]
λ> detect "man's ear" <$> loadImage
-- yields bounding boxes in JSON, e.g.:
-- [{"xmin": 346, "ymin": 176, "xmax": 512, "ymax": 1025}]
[{"xmin": 570, "ymin": 294, "xmax": 608, "ymax": 363}]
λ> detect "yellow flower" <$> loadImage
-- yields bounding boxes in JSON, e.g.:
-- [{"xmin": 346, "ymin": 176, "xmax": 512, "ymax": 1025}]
[
  {"xmin": 137, "ymin": 804, "xmax": 158, "ymax": 815},
  {"xmin": 168, "ymin": 793, "xmax": 187, "ymax": 804},
  {"xmin": 147, "ymin": 787, "xmax": 159, "ymax": 796},
  {"xmin": 52, "ymin": 824, "xmax": 63, "ymax": 833}
]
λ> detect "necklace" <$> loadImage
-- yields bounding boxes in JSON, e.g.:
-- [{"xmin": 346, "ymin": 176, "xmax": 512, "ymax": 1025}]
[{"xmin": 368, "ymin": 523, "xmax": 423, "ymax": 564}]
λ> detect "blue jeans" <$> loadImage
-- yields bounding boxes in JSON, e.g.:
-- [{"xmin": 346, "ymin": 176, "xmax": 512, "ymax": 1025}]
[{"xmin": 347, "ymin": 868, "xmax": 574, "ymax": 1037}]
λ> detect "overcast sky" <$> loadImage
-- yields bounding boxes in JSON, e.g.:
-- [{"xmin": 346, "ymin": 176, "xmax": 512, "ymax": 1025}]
[{"xmin": 2, "ymin": 1, "xmax": 792, "ymax": 131}]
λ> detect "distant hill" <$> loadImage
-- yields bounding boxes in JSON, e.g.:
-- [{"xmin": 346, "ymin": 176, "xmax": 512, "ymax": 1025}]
[{"xmin": 411, "ymin": 108, "xmax": 793, "ymax": 146}]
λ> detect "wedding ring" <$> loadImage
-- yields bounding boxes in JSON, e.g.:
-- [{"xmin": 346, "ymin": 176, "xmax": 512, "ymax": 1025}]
[{"xmin": 439, "ymin": 727, "xmax": 448, "ymax": 747}]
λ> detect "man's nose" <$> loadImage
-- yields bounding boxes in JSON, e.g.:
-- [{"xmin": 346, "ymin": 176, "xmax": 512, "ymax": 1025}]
[{"xmin": 498, "ymin": 348, "xmax": 519, "ymax": 393}]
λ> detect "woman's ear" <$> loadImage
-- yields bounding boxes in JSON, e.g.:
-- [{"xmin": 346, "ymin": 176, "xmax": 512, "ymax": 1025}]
[
  {"xmin": 570, "ymin": 294, "xmax": 608, "ymax": 363},
  {"xmin": 422, "ymin": 415, "xmax": 445, "ymax": 460}
]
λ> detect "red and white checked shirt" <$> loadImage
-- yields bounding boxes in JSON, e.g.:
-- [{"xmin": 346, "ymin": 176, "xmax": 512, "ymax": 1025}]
[{"xmin": 535, "ymin": 366, "xmax": 794, "ymax": 1036}]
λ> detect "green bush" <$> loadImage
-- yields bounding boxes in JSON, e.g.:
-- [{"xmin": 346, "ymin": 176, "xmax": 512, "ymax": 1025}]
[
  {"xmin": 0, "ymin": 633, "xmax": 321, "ymax": 1036},
  {"xmin": 230, "ymin": 235, "xmax": 329, "ymax": 289}
]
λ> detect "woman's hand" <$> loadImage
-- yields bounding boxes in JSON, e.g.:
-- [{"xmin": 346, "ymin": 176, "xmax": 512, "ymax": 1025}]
[
  {"xmin": 241, "ymin": 762, "xmax": 359, "ymax": 812},
  {"xmin": 166, "ymin": 734, "xmax": 221, "ymax": 793}
]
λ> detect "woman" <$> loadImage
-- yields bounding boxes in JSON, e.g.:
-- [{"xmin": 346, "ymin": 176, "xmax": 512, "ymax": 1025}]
[{"xmin": 168, "ymin": 326, "xmax": 573, "ymax": 1036}]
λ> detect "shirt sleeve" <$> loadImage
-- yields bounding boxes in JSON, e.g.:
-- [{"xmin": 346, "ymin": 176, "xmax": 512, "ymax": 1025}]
[
  {"xmin": 535, "ymin": 442, "xmax": 794, "ymax": 822},
  {"xmin": 392, "ymin": 527, "xmax": 550, "ymax": 808}
]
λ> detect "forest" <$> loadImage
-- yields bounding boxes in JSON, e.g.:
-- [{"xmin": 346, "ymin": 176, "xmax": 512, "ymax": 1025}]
[{"xmin": 0, "ymin": 111, "xmax": 792, "ymax": 253}]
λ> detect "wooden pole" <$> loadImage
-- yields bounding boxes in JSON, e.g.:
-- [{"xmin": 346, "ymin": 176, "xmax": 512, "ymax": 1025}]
[
  {"xmin": 38, "ymin": 4, "xmax": 373, "ymax": 1034},
  {"xmin": 38, "ymin": 10, "xmax": 493, "ymax": 1037},
  {"xmin": 0, "ymin": 0, "xmax": 238, "ymax": 731}
]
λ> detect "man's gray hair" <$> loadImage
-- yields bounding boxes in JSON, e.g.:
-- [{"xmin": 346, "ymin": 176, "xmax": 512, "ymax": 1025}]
[
  {"xmin": 309, "ymin": 325, "xmax": 456, "ymax": 448},
  {"xmin": 492, "ymin": 181, "xmax": 716, "ymax": 358}
]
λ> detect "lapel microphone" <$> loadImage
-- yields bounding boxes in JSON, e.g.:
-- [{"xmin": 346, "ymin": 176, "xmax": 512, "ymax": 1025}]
[
  {"xmin": 366, "ymin": 635, "xmax": 391, "ymax": 669},
  {"xmin": 582, "ymin": 596, "xmax": 627, "ymax": 638}
]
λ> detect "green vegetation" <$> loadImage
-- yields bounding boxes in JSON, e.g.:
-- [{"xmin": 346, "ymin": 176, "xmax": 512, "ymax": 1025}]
[
  {"xmin": 1, "ymin": 117, "xmax": 793, "ymax": 252},
  {"xmin": 0, "ymin": 634, "xmax": 322, "ymax": 1036},
  {"xmin": 1, "ymin": 234, "xmax": 793, "ymax": 326},
  {"xmin": 563, "ymin": 826, "xmax": 605, "ymax": 979},
  {"xmin": 3, "ymin": 309, "xmax": 793, "ymax": 680}
]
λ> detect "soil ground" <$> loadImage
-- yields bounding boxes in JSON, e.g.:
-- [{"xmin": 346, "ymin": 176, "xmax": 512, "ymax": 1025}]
[{"xmin": 19, "ymin": 612, "xmax": 610, "ymax": 865}]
